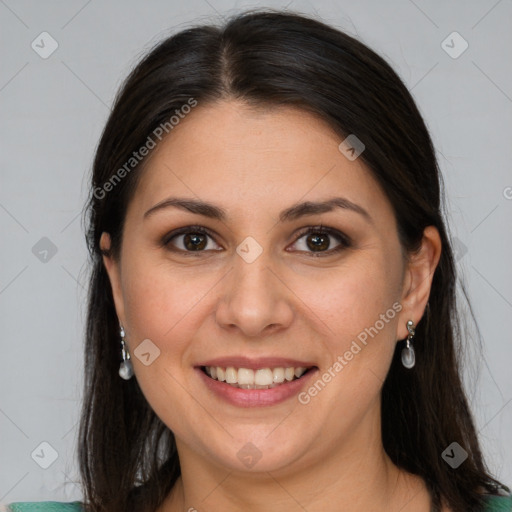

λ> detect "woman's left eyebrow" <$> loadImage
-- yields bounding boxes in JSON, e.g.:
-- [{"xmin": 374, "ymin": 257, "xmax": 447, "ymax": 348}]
[
  {"xmin": 279, "ymin": 197, "xmax": 373, "ymax": 225},
  {"xmin": 143, "ymin": 196, "xmax": 373, "ymax": 225}
]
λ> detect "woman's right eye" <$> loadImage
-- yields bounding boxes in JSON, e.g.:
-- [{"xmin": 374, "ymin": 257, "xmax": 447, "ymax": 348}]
[{"xmin": 163, "ymin": 226, "xmax": 222, "ymax": 253}]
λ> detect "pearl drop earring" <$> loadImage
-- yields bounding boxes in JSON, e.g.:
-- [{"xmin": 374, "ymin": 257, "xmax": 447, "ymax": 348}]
[
  {"xmin": 401, "ymin": 320, "xmax": 416, "ymax": 369},
  {"xmin": 118, "ymin": 325, "xmax": 134, "ymax": 380}
]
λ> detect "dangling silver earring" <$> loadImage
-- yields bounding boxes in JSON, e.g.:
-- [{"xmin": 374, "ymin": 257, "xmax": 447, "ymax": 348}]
[
  {"xmin": 401, "ymin": 320, "xmax": 416, "ymax": 369},
  {"xmin": 118, "ymin": 325, "xmax": 134, "ymax": 380}
]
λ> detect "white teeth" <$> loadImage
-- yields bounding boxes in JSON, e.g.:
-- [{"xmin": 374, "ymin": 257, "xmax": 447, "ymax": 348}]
[
  {"xmin": 225, "ymin": 367, "xmax": 238, "ymax": 384},
  {"xmin": 273, "ymin": 367, "xmax": 285, "ymax": 383},
  {"xmin": 294, "ymin": 367, "xmax": 306, "ymax": 378},
  {"xmin": 203, "ymin": 365, "xmax": 311, "ymax": 388},
  {"xmin": 284, "ymin": 367, "xmax": 295, "ymax": 381},
  {"xmin": 238, "ymin": 368, "xmax": 254, "ymax": 385},
  {"xmin": 255, "ymin": 368, "xmax": 273, "ymax": 386}
]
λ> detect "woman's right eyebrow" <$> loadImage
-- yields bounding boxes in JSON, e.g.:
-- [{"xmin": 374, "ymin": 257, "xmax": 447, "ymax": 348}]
[
  {"xmin": 143, "ymin": 196, "xmax": 373, "ymax": 226},
  {"xmin": 144, "ymin": 197, "xmax": 226, "ymax": 221}
]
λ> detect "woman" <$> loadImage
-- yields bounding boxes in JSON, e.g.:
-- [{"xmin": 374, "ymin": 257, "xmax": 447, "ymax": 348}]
[{"xmin": 4, "ymin": 9, "xmax": 511, "ymax": 512}]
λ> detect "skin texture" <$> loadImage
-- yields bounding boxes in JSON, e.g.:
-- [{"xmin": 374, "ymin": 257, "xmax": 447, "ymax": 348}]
[{"xmin": 101, "ymin": 100, "xmax": 442, "ymax": 511}]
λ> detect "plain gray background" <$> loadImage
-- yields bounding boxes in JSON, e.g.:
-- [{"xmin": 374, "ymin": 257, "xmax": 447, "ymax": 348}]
[{"xmin": 1, "ymin": 0, "xmax": 511, "ymax": 503}]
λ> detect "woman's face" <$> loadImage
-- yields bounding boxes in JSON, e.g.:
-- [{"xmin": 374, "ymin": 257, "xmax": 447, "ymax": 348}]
[{"xmin": 101, "ymin": 100, "xmax": 435, "ymax": 474}]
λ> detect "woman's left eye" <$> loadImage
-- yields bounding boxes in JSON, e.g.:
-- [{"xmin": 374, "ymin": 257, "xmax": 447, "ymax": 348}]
[{"xmin": 289, "ymin": 226, "xmax": 351, "ymax": 256}]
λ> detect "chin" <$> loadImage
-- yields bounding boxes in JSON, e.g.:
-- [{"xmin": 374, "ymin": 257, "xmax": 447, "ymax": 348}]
[{"xmin": 200, "ymin": 426, "xmax": 316, "ymax": 474}]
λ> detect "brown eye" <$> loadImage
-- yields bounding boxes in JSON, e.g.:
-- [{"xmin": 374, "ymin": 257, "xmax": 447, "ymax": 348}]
[
  {"xmin": 163, "ymin": 226, "xmax": 222, "ymax": 253},
  {"xmin": 183, "ymin": 233, "xmax": 208, "ymax": 251},
  {"xmin": 305, "ymin": 232, "xmax": 330, "ymax": 251},
  {"xmin": 290, "ymin": 226, "xmax": 351, "ymax": 256}
]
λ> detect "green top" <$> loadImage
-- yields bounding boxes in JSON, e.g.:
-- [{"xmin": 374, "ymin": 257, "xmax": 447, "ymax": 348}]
[
  {"xmin": 3, "ymin": 494, "xmax": 512, "ymax": 511},
  {"xmin": 485, "ymin": 493, "xmax": 512, "ymax": 511}
]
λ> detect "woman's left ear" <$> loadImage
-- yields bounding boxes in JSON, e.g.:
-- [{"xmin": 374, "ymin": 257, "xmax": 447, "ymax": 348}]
[{"xmin": 397, "ymin": 225, "xmax": 442, "ymax": 340}]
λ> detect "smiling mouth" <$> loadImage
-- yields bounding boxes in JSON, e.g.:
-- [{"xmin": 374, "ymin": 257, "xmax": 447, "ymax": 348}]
[{"xmin": 201, "ymin": 365, "xmax": 316, "ymax": 389}]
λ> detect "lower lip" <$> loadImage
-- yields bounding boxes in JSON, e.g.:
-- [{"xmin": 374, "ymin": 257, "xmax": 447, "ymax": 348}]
[{"xmin": 196, "ymin": 367, "xmax": 318, "ymax": 407}]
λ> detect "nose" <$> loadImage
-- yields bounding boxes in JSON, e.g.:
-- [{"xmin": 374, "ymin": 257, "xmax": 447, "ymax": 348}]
[{"xmin": 215, "ymin": 250, "xmax": 294, "ymax": 339}]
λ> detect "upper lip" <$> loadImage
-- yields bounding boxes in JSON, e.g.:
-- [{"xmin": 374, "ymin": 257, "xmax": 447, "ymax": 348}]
[{"xmin": 197, "ymin": 356, "xmax": 317, "ymax": 370}]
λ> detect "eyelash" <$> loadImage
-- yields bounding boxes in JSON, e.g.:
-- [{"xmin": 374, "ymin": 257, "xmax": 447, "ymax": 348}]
[{"xmin": 161, "ymin": 224, "xmax": 352, "ymax": 257}]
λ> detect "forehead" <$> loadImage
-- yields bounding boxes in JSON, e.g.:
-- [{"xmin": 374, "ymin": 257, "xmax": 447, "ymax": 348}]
[{"xmin": 126, "ymin": 100, "xmax": 393, "ymax": 226}]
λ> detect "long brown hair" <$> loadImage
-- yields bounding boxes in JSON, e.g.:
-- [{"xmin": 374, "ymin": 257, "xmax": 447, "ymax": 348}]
[{"xmin": 79, "ymin": 9, "xmax": 506, "ymax": 511}]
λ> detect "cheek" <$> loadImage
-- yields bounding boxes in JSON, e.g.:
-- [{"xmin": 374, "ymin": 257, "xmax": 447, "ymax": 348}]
[
  {"xmin": 296, "ymin": 269, "xmax": 400, "ymax": 428},
  {"xmin": 297, "ymin": 255, "xmax": 399, "ymax": 337},
  {"xmin": 121, "ymin": 253, "xmax": 205, "ymax": 342},
  {"xmin": 119, "ymin": 260, "xmax": 202, "ymax": 432},
  {"xmin": 298, "ymin": 255, "xmax": 402, "ymax": 395}
]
